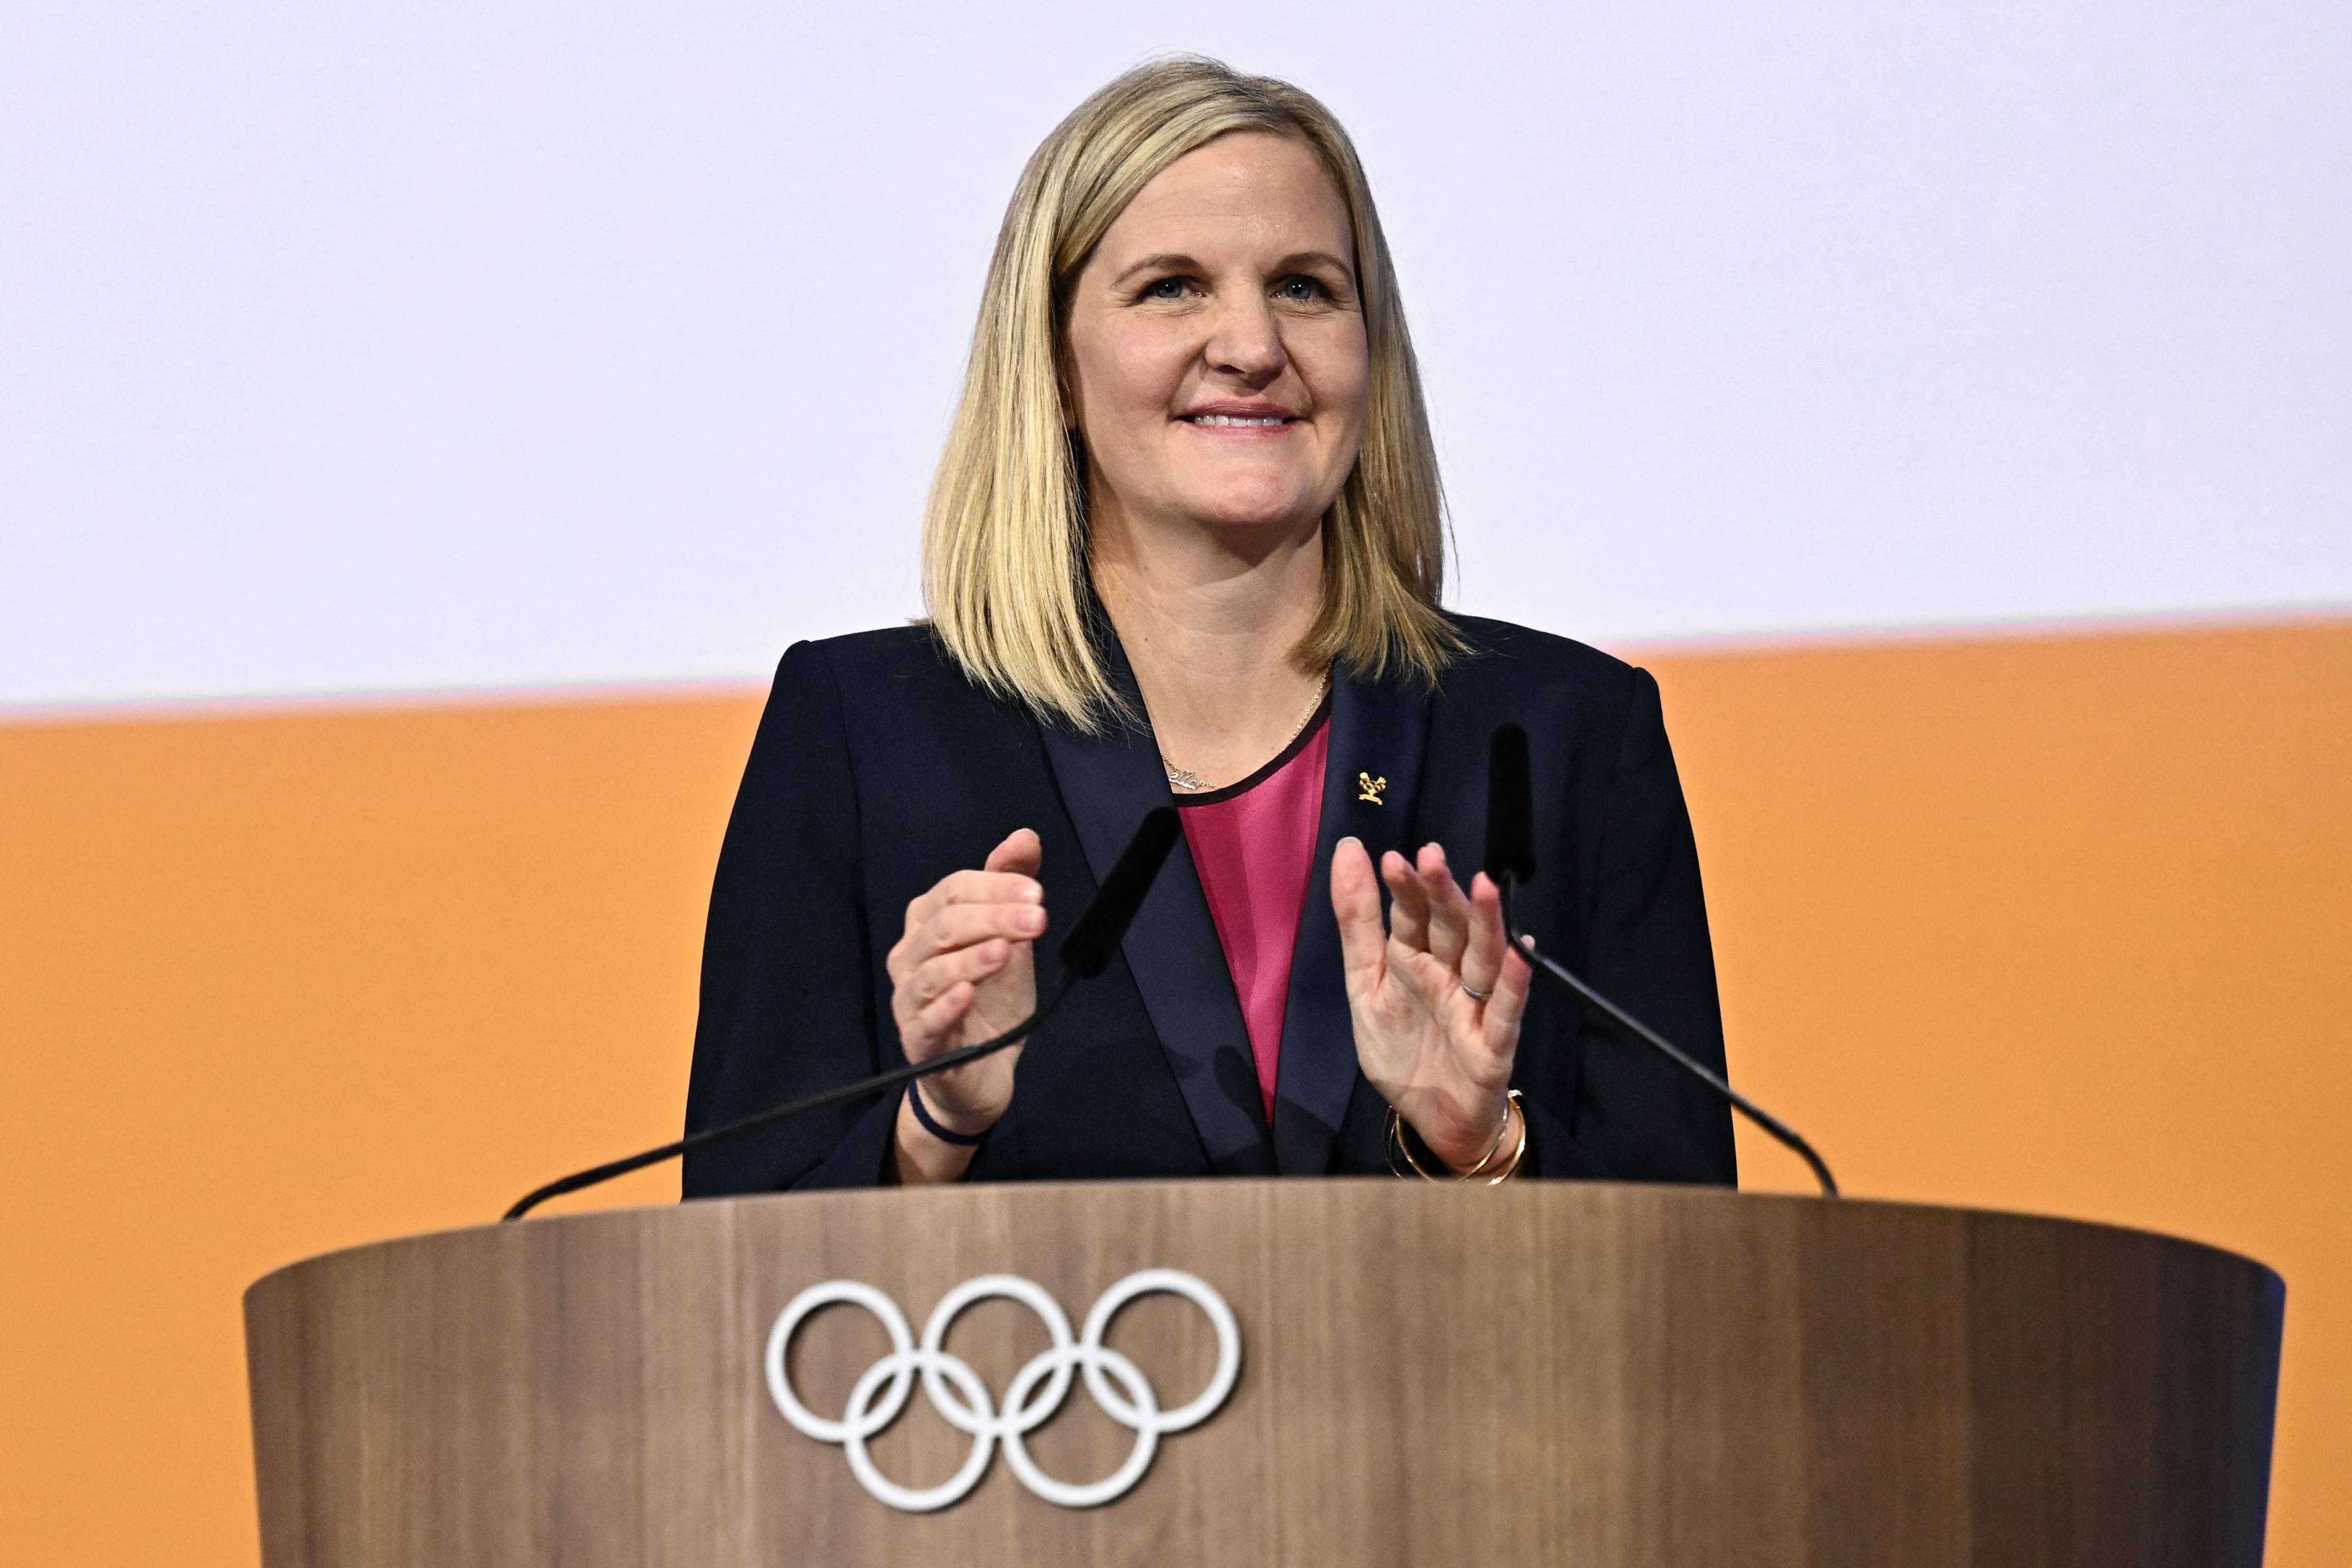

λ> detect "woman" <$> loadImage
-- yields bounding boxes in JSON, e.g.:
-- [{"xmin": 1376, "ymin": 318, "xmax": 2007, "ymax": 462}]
[{"xmin": 682, "ymin": 57, "xmax": 1735, "ymax": 1193}]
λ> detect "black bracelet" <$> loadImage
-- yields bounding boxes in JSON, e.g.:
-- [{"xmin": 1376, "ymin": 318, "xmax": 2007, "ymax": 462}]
[{"xmin": 906, "ymin": 1081, "xmax": 987, "ymax": 1147}]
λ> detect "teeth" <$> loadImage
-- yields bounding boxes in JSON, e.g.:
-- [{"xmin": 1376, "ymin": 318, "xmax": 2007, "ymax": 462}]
[{"xmin": 1189, "ymin": 415, "xmax": 1288, "ymax": 427}]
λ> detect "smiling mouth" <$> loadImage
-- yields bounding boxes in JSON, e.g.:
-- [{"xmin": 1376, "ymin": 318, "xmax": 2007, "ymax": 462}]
[{"xmin": 1182, "ymin": 414, "xmax": 1295, "ymax": 428}]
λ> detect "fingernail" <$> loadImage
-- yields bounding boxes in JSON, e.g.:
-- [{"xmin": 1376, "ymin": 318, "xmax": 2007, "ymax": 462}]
[
  {"xmin": 1338, "ymin": 836, "xmax": 1362, "ymax": 851},
  {"xmin": 1016, "ymin": 907, "xmax": 1045, "ymax": 933},
  {"xmin": 1015, "ymin": 880, "xmax": 1042, "ymax": 901}
]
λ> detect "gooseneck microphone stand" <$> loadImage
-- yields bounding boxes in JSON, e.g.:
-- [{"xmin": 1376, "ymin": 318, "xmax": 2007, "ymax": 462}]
[
  {"xmin": 1484, "ymin": 722, "xmax": 1838, "ymax": 1198},
  {"xmin": 1495, "ymin": 880, "xmax": 1840, "ymax": 1198},
  {"xmin": 503, "ymin": 808, "xmax": 1182, "ymax": 1221},
  {"xmin": 501, "ymin": 976, "xmax": 1082, "ymax": 1221}
]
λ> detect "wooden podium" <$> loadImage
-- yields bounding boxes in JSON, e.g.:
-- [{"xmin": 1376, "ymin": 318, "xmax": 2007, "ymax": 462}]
[{"xmin": 244, "ymin": 1182, "xmax": 2282, "ymax": 1566}]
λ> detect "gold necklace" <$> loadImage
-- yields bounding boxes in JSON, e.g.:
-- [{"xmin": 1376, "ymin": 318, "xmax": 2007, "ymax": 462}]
[{"xmin": 1163, "ymin": 672, "xmax": 1330, "ymax": 794}]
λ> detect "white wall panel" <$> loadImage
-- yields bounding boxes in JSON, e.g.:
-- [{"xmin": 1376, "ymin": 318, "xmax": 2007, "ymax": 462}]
[{"xmin": 3, "ymin": 2, "xmax": 2346, "ymax": 707}]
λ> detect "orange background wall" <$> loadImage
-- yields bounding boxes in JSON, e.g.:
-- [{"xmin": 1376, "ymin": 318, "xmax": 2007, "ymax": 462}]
[{"xmin": 1, "ymin": 616, "xmax": 2345, "ymax": 1563}]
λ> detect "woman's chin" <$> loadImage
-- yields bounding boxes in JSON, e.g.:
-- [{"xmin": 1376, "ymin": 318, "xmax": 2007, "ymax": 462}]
[{"xmin": 1172, "ymin": 486, "xmax": 1331, "ymax": 538}]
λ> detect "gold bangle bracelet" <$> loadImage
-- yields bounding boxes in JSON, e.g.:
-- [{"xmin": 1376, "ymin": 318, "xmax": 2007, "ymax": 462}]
[
  {"xmin": 1387, "ymin": 1091, "xmax": 1525, "ymax": 1184},
  {"xmin": 1477, "ymin": 1097, "xmax": 1529, "ymax": 1183},
  {"xmin": 1466, "ymin": 1092, "xmax": 1517, "ymax": 1172}
]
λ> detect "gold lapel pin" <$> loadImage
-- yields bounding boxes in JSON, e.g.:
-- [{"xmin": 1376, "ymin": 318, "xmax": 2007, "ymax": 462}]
[{"xmin": 1357, "ymin": 771, "xmax": 1388, "ymax": 805}]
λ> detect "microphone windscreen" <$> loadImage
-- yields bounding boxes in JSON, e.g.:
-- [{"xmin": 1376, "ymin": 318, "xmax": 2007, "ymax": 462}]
[
  {"xmin": 1485, "ymin": 724, "xmax": 1538, "ymax": 885},
  {"xmin": 1057, "ymin": 806, "xmax": 1182, "ymax": 979}
]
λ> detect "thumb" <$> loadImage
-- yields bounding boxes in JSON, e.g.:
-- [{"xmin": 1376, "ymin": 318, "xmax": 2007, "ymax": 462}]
[
  {"xmin": 985, "ymin": 826, "xmax": 1043, "ymax": 877},
  {"xmin": 1330, "ymin": 836, "xmax": 1387, "ymax": 994}
]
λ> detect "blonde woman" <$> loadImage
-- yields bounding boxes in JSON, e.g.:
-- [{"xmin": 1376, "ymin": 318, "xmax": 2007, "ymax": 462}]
[{"xmin": 683, "ymin": 58, "xmax": 1735, "ymax": 1192}]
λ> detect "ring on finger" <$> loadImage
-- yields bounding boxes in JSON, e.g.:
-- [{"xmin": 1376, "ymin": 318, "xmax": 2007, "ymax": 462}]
[{"xmin": 1462, "ymin": 981, "xmax": 1493, "ymax": 1002}]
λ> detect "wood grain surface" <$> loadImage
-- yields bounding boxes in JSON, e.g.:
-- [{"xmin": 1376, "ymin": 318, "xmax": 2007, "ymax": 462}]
[{"xmin": 243, "ymin": 1182, "xmax": 2283, "ymax": 1566}]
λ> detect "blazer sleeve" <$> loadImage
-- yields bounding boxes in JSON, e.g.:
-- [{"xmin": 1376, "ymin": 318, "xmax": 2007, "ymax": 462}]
[
  {"xmin": 681, "ymin": 641, "xmax": 902, "ymax": 1195},
  {"xmin": 1524, "ymin": 666, "xmax": 1737, "ymax": 1185}
]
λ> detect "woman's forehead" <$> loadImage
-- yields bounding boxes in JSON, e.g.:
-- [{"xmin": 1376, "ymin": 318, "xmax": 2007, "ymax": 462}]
[{"xmin": 1098, "ymin": 134, "xmax": 1351, "ymax": 264}]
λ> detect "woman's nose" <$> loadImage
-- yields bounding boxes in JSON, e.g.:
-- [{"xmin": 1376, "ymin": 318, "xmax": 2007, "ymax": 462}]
[{"xmin": 1202, "ymin": 295, "xmax": 1287, "ymax": 383}]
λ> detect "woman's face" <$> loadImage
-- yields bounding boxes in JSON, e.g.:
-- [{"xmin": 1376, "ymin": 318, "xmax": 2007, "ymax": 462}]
[{"xmin": 1064, "ymin": 132, "xmax": 1369, "ymax": 546}]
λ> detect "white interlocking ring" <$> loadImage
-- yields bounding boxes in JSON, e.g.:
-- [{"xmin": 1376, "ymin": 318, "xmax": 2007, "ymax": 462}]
[{"xmin": 764, "ymin": 1269, "xmax": 1241, "ymax": 1511}]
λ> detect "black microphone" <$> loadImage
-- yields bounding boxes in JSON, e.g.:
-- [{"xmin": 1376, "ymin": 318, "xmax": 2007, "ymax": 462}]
[
  {"xmin": 1485, "ymin": 721, "xmax": 1538, "ymax": 887},
  {"xmin": 1483, "ymin": 724, "xmax": 1840, "ymax": 1198},
  {"xmin": 502, "ymin": 807, "xmax": 1183, "ymax": 1221},
  {"xmin": 1057, "ymin": 806, "xmax": 1181, "ymax": 979}
]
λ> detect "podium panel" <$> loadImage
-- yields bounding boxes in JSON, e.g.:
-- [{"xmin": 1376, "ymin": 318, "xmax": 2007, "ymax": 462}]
[{"xmin": 244, "ymin": 1182, "xmax": 2281, "ymax": 1566}]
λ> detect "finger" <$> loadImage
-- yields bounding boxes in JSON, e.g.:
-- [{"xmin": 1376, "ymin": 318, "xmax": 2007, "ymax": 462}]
[
  {"xmin": 902, "ymin": 830, "xmax": 1044, "ymax": 937},
  {"xmin": 941, "ymin": 870, "xmax": 1044, "ymax": 906},
  {"xmin": 905, "ymin": 939, "xmax": 1012, "ymax": 1007},
  {"xmin": 1482, "ymin": 943, "xmax": 1535, "ymax": 1044},
  {"xmin": 903, "ymin": 980, "xmax": 977, "ymax": 1059},
  {"xmin": 894, "ymin": 901, "xmax": 1046, "ymax": 986},
  {"xmin": 984, "ymin": 827, "xmax": 1042, "ymax": 878},
  {"xmin": 1470, "ymin": 873, "xmax": 1535, "ymax": 1040},
  {"xmin": 1418, "ymin": 843, "xmax": 1474, "ymax": 970},
  {"xmin": 923, "ymin": 901, "xmax": 1047, "ymax": 957},
  {"xmin": 909, "ymin": 868, "xmax": 1043, "ymax": 936},
  {"xmin": 1381, "ymin": 849, "xmax": 1433, "ymax": 953},
  {"xmin": 1330, "ymin": 837, "xmax": 1388, "ymax": 994},
  {"xmin": 1457, "ymin": 870, "xmax": 1509, "ymax": 999}
]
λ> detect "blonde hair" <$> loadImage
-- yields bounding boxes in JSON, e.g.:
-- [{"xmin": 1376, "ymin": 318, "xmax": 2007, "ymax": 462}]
[{"xmin": 922, "ymin": 55, "xmax": 1459, "ymax": 730}]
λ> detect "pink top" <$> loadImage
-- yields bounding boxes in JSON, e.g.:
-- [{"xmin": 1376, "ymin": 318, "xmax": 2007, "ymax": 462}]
[{"xmin": 1174, "ymin": 707, "xmax": 1331, "ymax": 1124}]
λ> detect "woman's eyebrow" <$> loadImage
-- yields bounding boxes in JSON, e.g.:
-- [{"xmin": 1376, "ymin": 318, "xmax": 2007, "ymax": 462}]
[
  {"xmin": 1274, "ymin": 250, "xmax": 1354, "ymax": 279},
  {"xmin": 1108, "ymin": 249, "xmax": 1357, "ymax": 288},
  {"xmin": 1110, "ymin": 252, "xmax": 1202, "ymax": 287}
]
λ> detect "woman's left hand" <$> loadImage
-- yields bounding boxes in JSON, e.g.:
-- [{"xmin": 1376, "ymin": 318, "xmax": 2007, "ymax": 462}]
[{"xmin": 1331, "ymin": 837, "xmax": 1535, "ymax": 1171}]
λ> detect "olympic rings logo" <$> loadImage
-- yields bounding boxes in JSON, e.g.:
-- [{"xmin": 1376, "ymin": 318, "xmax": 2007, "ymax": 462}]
[{"xmin": 763, "ymin": 1269, "xmax": 1241, "ymax": 1512}]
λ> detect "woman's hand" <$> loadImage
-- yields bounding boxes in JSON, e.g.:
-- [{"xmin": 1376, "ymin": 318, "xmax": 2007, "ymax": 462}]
[
  {"xmin": 1331, "ymin": 837, "xmax": 1534, "ymax": 1172},
  {"xmin": 885, "ymin": 828, "xmax": 1045, "ymax": 1181}
]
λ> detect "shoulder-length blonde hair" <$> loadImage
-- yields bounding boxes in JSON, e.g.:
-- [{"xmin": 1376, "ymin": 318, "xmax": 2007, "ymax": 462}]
[{"xmin": 922, "ymin": 55, "xmax": 1458, "ymax": 731}]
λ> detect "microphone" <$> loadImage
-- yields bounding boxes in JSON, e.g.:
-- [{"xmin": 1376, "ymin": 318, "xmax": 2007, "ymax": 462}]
[
  {"xmin": 1057, "ymin": 806, "xmax": 1181, "ymax": 979},
  {"xmin": 1483, "ymin": 724, "xmax": 1840, "ymax": 1198},
  {"xmin": 1484, "ymin": 721, "xmax": 1538, "ymax": 887},
  {"xmin": 502, "ymin": 807, "xmax": 1183, "ymax": 1221}
]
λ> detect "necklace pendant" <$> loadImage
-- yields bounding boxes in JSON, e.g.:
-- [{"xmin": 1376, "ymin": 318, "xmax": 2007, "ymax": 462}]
[{"xmin": 1166, "ymin": 764, "xmax": 1206, "ymax": 793}]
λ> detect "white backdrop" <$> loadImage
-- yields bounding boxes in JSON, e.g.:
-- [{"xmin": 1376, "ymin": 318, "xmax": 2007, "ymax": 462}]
[{"xmin": 3, "ymin": 2, "xmax": 2347, "ymax": 709}]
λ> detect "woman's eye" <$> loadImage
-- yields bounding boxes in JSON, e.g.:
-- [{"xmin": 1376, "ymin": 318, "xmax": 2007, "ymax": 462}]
[
  {"xmin": 1276, "ymin": 276, "xmax": 1328, "ymax": 303},
  {"xmin": 1141, "ymin": 276, "xmax": 1191, "ymax": 301}
]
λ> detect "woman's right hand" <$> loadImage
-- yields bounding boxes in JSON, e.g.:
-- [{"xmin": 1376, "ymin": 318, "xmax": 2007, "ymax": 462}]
[{"xmin": 885, "ymin": 827, "xmax": 1045, "ymax": 1180}]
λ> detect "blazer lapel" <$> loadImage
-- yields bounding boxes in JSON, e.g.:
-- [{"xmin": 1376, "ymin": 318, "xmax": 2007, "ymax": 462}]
[
  {"xmin": 1272, "ymin": 663, "xmax": 1432, "ymax": 1173},
  {"xmin": 1035, "ymin": 644, "xmax": 1275, "ymax": 1176}
]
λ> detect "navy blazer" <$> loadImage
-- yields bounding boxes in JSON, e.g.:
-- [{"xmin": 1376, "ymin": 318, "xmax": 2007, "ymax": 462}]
[{"xmin": 681, "ymin": 616, "xmax": 1736, "ymax": 1194}]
